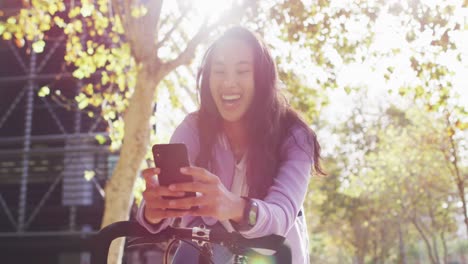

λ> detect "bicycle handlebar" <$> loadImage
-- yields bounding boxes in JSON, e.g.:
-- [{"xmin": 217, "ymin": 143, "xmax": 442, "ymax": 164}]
[{"xmin": 91, "ymin": 221, "xmax": 291, "ymax": 264}]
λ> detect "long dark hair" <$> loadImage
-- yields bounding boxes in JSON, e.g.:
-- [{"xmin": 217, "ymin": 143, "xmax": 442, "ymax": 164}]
[{"xmin": 195, "ymin": 26, "xmax": 324, "ymax": 199}]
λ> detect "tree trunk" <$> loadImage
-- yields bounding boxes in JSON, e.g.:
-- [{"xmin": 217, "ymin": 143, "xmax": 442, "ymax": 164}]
[
  {"xmin": 101, "ymin": 65, "xmax": 162, "ymax": 264},
  {"xmin": 399, "ymin": 222, "xmax": 407, "ymax": 264},
  {"xmin": 412, "ymin": 218, "xmax": 438, "ymax": 264}
]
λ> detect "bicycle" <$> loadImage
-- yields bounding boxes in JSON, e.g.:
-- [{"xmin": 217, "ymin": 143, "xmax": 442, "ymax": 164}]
[{"xmin": 91, "ymin": 221, "xmax": 292, "ymax": 264}]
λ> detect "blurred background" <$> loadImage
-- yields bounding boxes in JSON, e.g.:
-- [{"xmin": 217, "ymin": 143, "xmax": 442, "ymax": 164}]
[{"xmin": 0, "ymin": 0, "xmax": 466, "ymax": 263}]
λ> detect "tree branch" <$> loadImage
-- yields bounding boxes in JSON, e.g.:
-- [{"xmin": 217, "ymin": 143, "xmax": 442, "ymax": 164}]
[
  {"xmin": 161, "ymin": 0, "xmax": 250, "ymax": 74},
  {"xmin": 161, "ymin": 21, "xmax": 210, "ymax": 75},
  {"xmin": 412, "ymin": 218, "xmax": 438, "ymax": 264},
  {"xmin": 120, "ymin": 0, "xmax": 164, "ymax": 64},
  {"xmin": 111, "ymin": 0, "xmax": 129, "ymax": 34},
  {"xmin": 174, "ymin": 69, "xmax": 198, "ymax": 105},
  {"xmin": 156, "ymin": 9, "xmax": 188, "ymax": 50},
  {"xmin": 146, "ymin": 0, "xmax": 164, "ymax": 39}
]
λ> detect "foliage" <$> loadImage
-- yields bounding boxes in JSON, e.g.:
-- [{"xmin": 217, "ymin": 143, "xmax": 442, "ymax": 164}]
[
  {"xmin": 1, "ymin": 0, "xmax": 467, "ymax": 263},
  {"xmin": 308, "ymin": 99, "xmax": 466, "ymax": 263}
]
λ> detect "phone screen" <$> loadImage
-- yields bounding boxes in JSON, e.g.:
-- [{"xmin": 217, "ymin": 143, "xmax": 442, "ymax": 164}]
[{"xmin": 152, "ymin": 143, "xmax": 196, "ymax": 210}]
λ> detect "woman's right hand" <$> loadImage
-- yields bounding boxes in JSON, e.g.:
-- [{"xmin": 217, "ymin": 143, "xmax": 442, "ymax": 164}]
[{"xmin": 142, "ymin": 167, "xmax": 189, "ymax": 224}]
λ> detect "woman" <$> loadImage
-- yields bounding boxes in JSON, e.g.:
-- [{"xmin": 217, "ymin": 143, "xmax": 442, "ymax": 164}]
[{"xmin": 137, "ymin": 26, "xmax": 324, "ymax": 264}]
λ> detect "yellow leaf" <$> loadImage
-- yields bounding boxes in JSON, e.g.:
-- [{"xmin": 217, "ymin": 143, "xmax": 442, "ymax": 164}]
[
  {"xmin": 53, "ymin": 17, "xmax": 66, "ymax": 28},
  {"xmin": 131, "ymin": 5, "xmax": 148, "ymax": 18},
  {"xmin": 84, "ymin": 83, "xmax": 94, "ymax": 95},
  {"xmin": 95, "ymin": 134, "xmax": 106, "ymax": 144},
  {"xmin": 95, "ymin": 54, "xmax": 107, "ymax": 67},
  {"xmin": 7, "ymin": 17, "xmax": 16, "ymax": 24},
  {"xmin": 32, "ymin": 40, "xmax": 46, "ymax": 53},
  {"xmin": 48, "ymin": 3, "xmax": 58, "ymax": 15},
  {"xmin": 58, "ymin": 2, "xmax": 66, "ymax": 12},
  {"xmin": 3, "ymin": 32, "xmax": 12, "ymax": 40},
  {"xmin": 131, "ymin": 7, "xmax": 141, "ymax": 18},
  {"xmin": 15, "ymin": 38, "xmax": 25, "ymax": 48},
  {"xmin": 78, "ymin": 99, "xmax": 89, "ymax": 109},
  {"xmin": 447, "ymin": 127, "xmax": 455, "ymax": 137},
  {"xmin": 89, "ymin": 95, "xmax": 103, "ymax": 107},
  {"xmin": 71, "ymin": 35, "xmax": 80, "ymax": 44},
  {"xmin": 455, "ymin": 121, "xmax": 467, "ymax": 131},
  {"xmin": 117, "ymin": 75, "xmax": 126, "ymax": 92},
  {"xmin": 73, "ymin": 69, "xmax": 85, "ymax": 79},
  {"xmin": 69, "ymin": 7, "xmax": 81, "ymax": 18},
  {"xmin": 38, "ymin": 86, "xmax": 50, "ymax": 97},
  {"xmin": 140, "ymin": 6, "xmax": 148, "ymax": 16},
  {"xmin": 73, "ymin": 20, "xmax": 83, "ymax": 33},
  {"xmin": 81, "ymin": 4, "xmax": 94, "ymax": 17},
  {"xmin": 101, "ymin": 72, "xmax": 110, "ymax": 85},
  {"xmin": 39, "ymin": 22, "xmax": 51, "ymax": 31},
  {"xmin": 0, "ymin": 24, "xmax": 5, "ymax": 35},
  {"xmin": 84, "ymin": 170, "xmax": 95, "ymax": 181}
]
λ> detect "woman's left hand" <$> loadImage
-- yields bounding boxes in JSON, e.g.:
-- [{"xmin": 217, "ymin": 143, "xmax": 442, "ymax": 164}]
[{"xmin": 166, "ymin": 166, "xmax": 245, "ymax": 222}]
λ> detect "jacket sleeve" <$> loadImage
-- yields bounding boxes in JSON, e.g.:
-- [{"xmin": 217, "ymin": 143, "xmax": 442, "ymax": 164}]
[
  {"xmin": 136, "ymin": 113, "xmax": 200, "ymax": 233},
  {"xmin": 240, "ymin": 127, "xmax": 314, "ymax": 238}
]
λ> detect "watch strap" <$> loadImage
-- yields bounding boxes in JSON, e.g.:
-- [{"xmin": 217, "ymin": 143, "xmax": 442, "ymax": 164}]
[{"xmin": 231, "ymin": 197, "xmax": 258, "ymax": 231}]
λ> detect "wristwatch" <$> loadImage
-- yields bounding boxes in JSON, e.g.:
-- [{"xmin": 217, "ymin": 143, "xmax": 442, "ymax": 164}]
[{"xmin": 232, "ymin": 197, "xmax": 258, "ymax": 231}]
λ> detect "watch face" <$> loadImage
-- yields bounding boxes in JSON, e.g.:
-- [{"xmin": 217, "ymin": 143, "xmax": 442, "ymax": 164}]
[{"xmin": 248, "ymin": 200, "xmax": 258, "ymax": 226}]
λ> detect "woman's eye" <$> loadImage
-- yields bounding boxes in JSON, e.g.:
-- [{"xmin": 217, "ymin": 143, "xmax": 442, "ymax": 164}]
[
  {"xmin": 213, "ymin": 70, "xmax": 225, "ymax": 74},
  {"xmin": 237, "ymin": 70, "xmax": 250, "ymax": 74}
]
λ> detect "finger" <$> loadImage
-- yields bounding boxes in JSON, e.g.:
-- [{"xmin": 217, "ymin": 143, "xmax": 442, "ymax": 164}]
[
  {"xmin": 145, "ymin": 196, "xmax": 186, "ymax": 209},
  {"xmin": 180, "ymin": 166, "xmax": 218, "ymax": 183},
  {"xmin": 145, "ymin": 198, "xmax": 171, "ymax": 209},
  {"xmin": 142, "ymin": 167, "xmax": 160, "ymax": 179},
  {"xmin": 143, "ymin": 188, "xmax": 185, "ymax": 201},
  {"xmin": 142, "ymin": 168, "xmax": 160, "ymax": 187},
  {"xmin": 168, "ymin": 181, "xmax": 213, "ymax": 194},
  {"xmin": 145, "ymin": 208, "xmax": 189, "ymax": 220},
  {"xmin": 166, "ymin": 196, "xmax": 210, "ymax": 209},
  {"xmin": 187, "ymin": 206, "xmax": 212, "ymax": 217}
]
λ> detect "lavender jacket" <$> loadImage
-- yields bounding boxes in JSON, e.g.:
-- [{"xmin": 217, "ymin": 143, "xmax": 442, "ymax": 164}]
[{"xmin": 137, "ymin": 113, "xmax": 313, "ymax": 264}]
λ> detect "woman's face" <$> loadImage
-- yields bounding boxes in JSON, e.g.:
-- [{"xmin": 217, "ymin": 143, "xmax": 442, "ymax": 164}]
[{"xmin": 209, "ymin": 38, "xmax": 255, "ymax": 124}]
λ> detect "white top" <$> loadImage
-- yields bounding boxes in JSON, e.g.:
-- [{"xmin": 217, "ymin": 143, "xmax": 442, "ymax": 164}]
[{"xmin": 220, "ymin": 153, "xmax": 248, "ymax": 232}]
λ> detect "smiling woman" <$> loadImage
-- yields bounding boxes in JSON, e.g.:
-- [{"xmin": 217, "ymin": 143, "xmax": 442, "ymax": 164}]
[
  {"xmin": 138, "ymin": 26, "xmax": 325, "ymax": 264},
  {"xmin": 209, "ymin": 38, "xmax": 255, "ymax": 124}
]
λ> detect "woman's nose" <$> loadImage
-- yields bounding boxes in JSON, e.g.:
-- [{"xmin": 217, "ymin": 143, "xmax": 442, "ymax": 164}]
[{"xmin": 223, "ymin": 73, "xmax": 236, "ymax": 87}]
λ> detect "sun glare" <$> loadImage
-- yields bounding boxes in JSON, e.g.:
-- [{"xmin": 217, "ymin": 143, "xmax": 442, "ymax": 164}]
[{"xmin": 192, "ymin": 0, "xmax": 235, "ymax": 24}]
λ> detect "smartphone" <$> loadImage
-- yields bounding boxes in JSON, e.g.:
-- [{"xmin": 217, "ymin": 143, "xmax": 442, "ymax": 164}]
[{"xmin": 152, "ymin": 143, "xmax": 196, "ymax": 210}]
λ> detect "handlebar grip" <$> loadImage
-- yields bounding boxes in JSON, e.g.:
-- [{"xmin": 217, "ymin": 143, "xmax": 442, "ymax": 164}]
[
  {"xmin": 91, "ymin": 221, "xmax": 160, "ymax": 264},
  {"xmin": 209, "ymin": 229, "xmax": 292, "ymax": 264}
]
